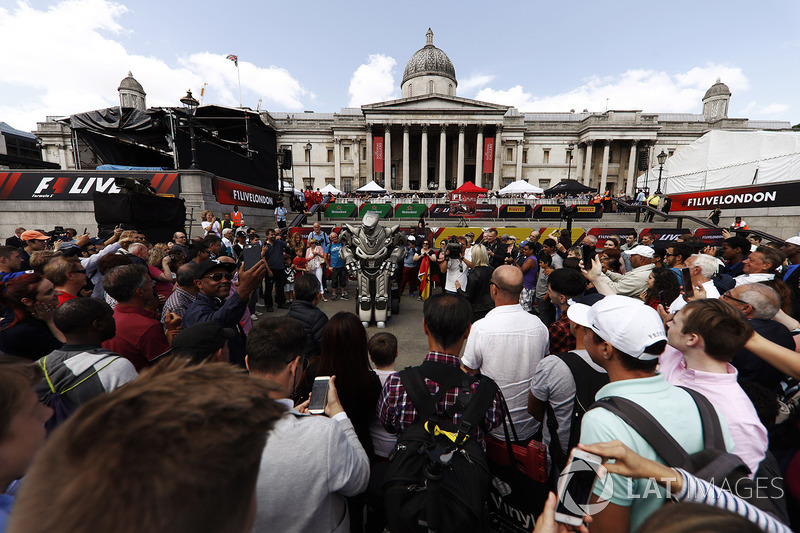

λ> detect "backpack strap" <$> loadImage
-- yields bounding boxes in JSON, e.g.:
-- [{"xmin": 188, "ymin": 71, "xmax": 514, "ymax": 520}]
[
  {"xmin": 398, "ymin": 366, "xmax": 438, "ymax": 421},
  {"xmin": 456, "ymin": 375, "xmax": 498, "ymax": 444},
  {"xmin": 676, "ymin": 386, "xmax": 726, "ymax": 451},
  {"xmin": 591, "ymin": 396, "xmax": 689, "ymax": 468}
]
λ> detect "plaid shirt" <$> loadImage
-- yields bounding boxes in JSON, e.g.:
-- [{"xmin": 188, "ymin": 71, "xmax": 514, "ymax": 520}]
[
  {"xmin": 548, "ymin": 314, "xmax": 576, "ymax": 354},
  {"xmin": 378, "ymin": 351, "xmax": 504, "ymax": 447},
  {"xmin": 160, "ymin": 286, "xmax": 196, "ymax": 324}
]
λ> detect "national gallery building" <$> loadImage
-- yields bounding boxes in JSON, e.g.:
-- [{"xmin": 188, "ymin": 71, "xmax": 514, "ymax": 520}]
[
  {"xmin": 33, "ymin": 29, "xmax": 791, "ymax": 197},
  {"xmin": 269, "ymin": 29, "xmax": 790, "ymax": 196}
]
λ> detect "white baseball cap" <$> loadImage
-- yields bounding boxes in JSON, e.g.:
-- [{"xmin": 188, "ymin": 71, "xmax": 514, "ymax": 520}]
[
  {"xmin": 627, "ymin": 245, "xmax": 655, "ymax": 258},
  {"xmin": 784, "ymin": 236, "xmax": 800, "ymax": 246},
  {"xmin": 567, "ymin": 295, "xmax": 667, "ymax": 360}
]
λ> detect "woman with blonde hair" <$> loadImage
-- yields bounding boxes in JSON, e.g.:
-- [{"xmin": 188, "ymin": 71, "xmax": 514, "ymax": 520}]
[
  {"xmin": 455, "ymin": 243, "xmax": 494, "ymax": 322},
  {"xmin": 200, "ymin": 211, "xmax": 220, "ymax": 237},
  {"xmin": 147, "ymin": 245, "xmax": 175, "ymax": 300},
  {"xmin": 305, "ymin": 238, "xmax": 327, "ymax": 302}
]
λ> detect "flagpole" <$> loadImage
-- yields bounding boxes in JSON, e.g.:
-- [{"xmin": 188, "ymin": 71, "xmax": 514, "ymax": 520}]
[{"xmin": 237, "ymin": 63, "xmax": 242, "ymax": 108}]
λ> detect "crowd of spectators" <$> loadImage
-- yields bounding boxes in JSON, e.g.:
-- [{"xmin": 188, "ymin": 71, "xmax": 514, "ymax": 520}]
[{"xmin": 1, "ymin": 212, "xmax": 800, "ymax": 533}]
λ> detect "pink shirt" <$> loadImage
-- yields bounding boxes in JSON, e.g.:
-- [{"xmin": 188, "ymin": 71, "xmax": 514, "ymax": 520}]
[{"xmin": 659, "ymin": 345, "xmax": 768, "ymax": 476}]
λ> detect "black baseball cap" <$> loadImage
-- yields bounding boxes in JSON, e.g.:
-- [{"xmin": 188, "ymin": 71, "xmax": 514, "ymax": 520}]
[
  {"xmin": 171, "ymin": 322, "xmax": 236, "ymax": 359},
  {"xmin": 194, "ymin": 259, "xmax": 237, "ymax": 279}
]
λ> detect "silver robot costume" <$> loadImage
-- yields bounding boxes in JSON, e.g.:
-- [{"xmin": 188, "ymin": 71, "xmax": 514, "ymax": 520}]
[{"xmin": 339, "ymin": 212, "xmax": 405, "ymax": 328}]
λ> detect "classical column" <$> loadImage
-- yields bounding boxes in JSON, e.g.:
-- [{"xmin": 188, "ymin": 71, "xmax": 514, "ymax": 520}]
[
  {"xmin": 582, "ymin": 140, "xmax": 594, "ymax": 185},
  {"xmin": 457, "ymin": 123, "xmax": 466, "ymax": 187},
  {"xmin": 333, "ymin": 137, "xmax": 341, "ymax": 189},
  {"xmin": 515, "ymin": 140, "xmax": 524, "ymax": 181},
  {"xmin": 352, "ymin": 138, "xmax": 361, "ymax": 187},
  {"xmin": 575, "ymin": 142, "xmax": 585, "ymax": 183},
  {"xmin": 365, "ymin": 125, "xmax": 373, "ymax": 181},
  {"xmin": 599, "ymin": 139, "xmax": 611, "ymax": 192},
  {"xmin": 384, "ymin": 124, "xmax": 392, "ymax": 188},
  {"xmin": 420, "ymin": 124, "xmax": 429, "ymax": 190},
  {"xmin": 492, "ymin": 126, "xmax": 503, "ymax": 191},
  {"xmin": 626, "ymin": 140, "xmax": 638, "ymax": 196},
  {"xmin": 475, "ymin": 125, "xmax": 484, "ymax": 187},
  {"xmin": 438, "ymin": 124, "xmax": 447, "ymax": 191},
  {"xmin": 402, "ymin": 124, "xmax": 410, "ymax": 192}
]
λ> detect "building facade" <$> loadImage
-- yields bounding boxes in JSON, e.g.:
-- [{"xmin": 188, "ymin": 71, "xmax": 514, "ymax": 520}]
[{"xmin": 36, "ymin": 31, "xmax": 792, "ymax": 196}]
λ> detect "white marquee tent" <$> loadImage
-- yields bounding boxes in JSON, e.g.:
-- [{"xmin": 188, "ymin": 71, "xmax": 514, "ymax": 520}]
[
  {"xmin": 319, "ymin": 183, "xmax": 343, "ymax": 195},
  {"xmin": 497, "ymin": 180, "xmax": 544, "ymax": 195},
  {"xmin": 636, "ymin": 130, "xmax": 800, "ymax": 195},
  {"xmin": 355, "ymin": 180, "xmax": 387, "ymax": 193}
]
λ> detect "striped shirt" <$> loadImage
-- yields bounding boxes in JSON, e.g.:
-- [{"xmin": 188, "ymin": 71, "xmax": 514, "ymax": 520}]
[{"xmin": 674, "ymin": 468, "xmax": 790, "ymax": 533}]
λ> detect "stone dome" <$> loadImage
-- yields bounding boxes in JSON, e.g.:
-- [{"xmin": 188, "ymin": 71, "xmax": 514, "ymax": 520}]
[
  {"xmin": 118, "ymin": 71, "xmax": 145, "ymax": 95},
  {"xmin": 703, "ymin": 78, "xmax": 730, "ymax": 100},
  {"xmin": 402, "ymin": 29, "xmax": 457, "ymax": 86}
]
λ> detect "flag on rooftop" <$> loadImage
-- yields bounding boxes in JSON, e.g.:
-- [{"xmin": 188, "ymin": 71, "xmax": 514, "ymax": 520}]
[{"xmin": 226, "ymin": 54, "xmax": 238, "ymax": 67}]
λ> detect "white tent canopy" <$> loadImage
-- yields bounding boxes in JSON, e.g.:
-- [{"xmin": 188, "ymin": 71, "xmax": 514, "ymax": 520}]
[
  {"xmin": 355, "ymin": 180, "xmax": 387, "ymax": 193},
  {"xmin": 319, "ymin": 183, "xmax": 343, "ymax": 195},
  {"xmin": 635, "ymin": 130, "xmax": 800, "ymax": 195},
  {"xmin": 497, "ymin": 180, "xmax": 544, "ymax": 195}
]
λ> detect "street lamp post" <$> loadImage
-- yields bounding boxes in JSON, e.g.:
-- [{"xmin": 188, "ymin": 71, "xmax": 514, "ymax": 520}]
[
  {"xmin": 179, "ymin": 89, "xmax": 199, "ymax": 170},
  {"xmin": 656, "ymin": 149, "xmax": 667, "ymax": 195},
  {"xmin": 566, "ymin": 142, "xmax": 574, "ymax": 182},
  {"xmin": 305, "ymin": 141, "xmax": 312, "ymax": 190}
]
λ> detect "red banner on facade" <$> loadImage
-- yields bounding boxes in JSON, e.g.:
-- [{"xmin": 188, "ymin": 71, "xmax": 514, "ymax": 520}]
[
  {"xmin": 374, "ymin": 136, "xmax": 384, "ymax": 172},
  {"xmin": 483, "ymin": 138, "xmax": 494, "ymax": 174},
  {"xmin": 215, "ymin": 177, "xmax": 278, "ymax": 208}
]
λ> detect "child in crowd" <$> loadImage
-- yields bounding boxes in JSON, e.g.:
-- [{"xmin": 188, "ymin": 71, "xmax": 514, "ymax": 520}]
[
  {"xmin": 292, "ymin": 247, "xmax": 308, "ymax": 277},
  {"xmin": 284, "ymin": 254, "xmax": 296, "ymax": 303},
  {"xmin": 367, "ymin": 332, "xmax": 398, "ymax": 459}
]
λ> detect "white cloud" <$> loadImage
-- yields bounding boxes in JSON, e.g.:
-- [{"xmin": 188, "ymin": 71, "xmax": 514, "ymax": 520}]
[
  {"xmin": 740, "ymin": 101, "xmax": 791, "ymax": 117},
  {"xmin": 459, "ymin": 74, "xmax": 494, "ymax": 94},
  {"xmin": 348, "ymin": 54, "xmax": 398, "ymax": 107},
  {"xmin": 0, "ymin": 0, "xmax": 309, "ymax": 132},
  {"xmin": 475, "ymin": 64, "xmax": 759, "ymax": 114}
]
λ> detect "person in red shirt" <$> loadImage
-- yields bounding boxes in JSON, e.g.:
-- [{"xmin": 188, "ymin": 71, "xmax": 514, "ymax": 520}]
[
  {"xmin": 43, "ymin": 256, "xmax": 87, "ymax": 306},
  {"xmin": 292, "ymin": 247, "xmax": 308, "ymax": 276},
  {"xmin": 101, "ymin": 264, "xmax": 181, "ymax": 370}
]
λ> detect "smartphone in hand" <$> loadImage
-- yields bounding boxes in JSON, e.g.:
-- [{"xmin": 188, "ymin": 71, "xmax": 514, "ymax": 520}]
[
  {"xmin": 308, "ymin": 376, "xmax": 331, "ymax": 415},
  {"xmin": 554, "ymin": 448, "xmax": 604, "ymax": 526},
  {"xmin": 681, "ymin": 267, "xmax": 694, "ymax": 298}
]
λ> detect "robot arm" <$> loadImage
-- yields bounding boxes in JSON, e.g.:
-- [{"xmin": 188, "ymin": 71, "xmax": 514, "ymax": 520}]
[
  {"xmin": 381, "ymin": 226, "xmax": 405, "ymax": 275},
  {"xmin": 338, "ymin": 225, "xmax": 360, "ymax": 273}
]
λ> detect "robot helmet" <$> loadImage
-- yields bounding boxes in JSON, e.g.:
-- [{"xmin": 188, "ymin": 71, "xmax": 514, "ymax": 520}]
[{"xmin": 362, "ymin": 212, "xmax": 380, "ymax": 231}]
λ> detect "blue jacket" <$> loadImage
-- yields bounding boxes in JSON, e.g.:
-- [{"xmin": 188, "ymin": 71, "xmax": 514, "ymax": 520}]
[{"xmin": 183, "ymin": 292, "xmax": 248, "ymax": 366}]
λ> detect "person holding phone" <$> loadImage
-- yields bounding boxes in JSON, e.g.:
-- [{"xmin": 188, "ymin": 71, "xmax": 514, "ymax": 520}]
[
  {"xmin": 246, "ymin": 317, "xmax": 369, "ymax": 533},
  {"xmin": 569, "ymin": 295, "xmax": 734, "ymax": 533}
]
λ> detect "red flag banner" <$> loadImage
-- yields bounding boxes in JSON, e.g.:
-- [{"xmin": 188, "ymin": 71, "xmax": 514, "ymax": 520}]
[
  {"xmin": 483, "ymin": 138, "xmax": 494, "ymax": 174},
  {"xmin": 374, "ymin": 136, "xmax": 384, "ymax": 172}
]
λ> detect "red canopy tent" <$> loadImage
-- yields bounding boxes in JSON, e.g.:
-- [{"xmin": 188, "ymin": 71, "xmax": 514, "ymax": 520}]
[{"xmin": 449, "ymin": 181, "xmax": 488, "ymax": 217}]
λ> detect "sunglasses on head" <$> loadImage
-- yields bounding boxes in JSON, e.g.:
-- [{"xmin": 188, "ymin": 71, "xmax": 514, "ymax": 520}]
[{"xmin": 204, "ymin": 272, "xmax": 233, "ymax": 281}]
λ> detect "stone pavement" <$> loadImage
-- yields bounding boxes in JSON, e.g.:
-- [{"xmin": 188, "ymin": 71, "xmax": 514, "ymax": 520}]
[{"xmin": 263, "ymin": 286, "xmax": 435, "ymax": 370}]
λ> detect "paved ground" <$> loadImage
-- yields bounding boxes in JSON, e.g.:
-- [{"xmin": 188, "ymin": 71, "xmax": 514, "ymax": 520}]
[{"xmin": 260, "ymin": 286, "xmax": 433, "ymax": 370}]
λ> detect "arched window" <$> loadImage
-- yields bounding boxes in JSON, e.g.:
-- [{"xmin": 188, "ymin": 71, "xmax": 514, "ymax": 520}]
[
  {"xmin": 409, "ymin": 84, "xmax": 413, "ymax": 97},
  {"xmin": 448, "ymin": 84, "xmax": 453, "ymax": 96},
  {"xmin": 429, "ymin": 80, "xmax": 434, "ymax": 94}
]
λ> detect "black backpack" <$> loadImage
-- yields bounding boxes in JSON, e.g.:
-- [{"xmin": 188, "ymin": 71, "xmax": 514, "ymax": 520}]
[
  {"xmin": 544, "ymin": 352, "xmax": 609, "ymax": 476},
  {"xmin": 38, "ymin": 354, "xmax": 120, "ymax": 432},
  {"xmin": 383, "ymin": 361, "xmax": 498, "ymax": 533},
  {"xmin": 591, "ymin": 386, "xmax": 787, "ymax": 523}
]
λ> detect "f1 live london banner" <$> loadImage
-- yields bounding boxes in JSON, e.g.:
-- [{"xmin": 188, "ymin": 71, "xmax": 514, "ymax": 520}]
[
  {"xmin": 670, "ymin": 181, "xmax": 800, "ymax": 211},
  {"xmin": 215, "ymin": 178, "xmax": 278, "ymax": 208},
  {"xmin": 429, "ymin": 203, "xmax": 497, "ymax": 219},
  {"xmin": 0, "ymin": 171, "xmax": 180, "ymax": 200}
]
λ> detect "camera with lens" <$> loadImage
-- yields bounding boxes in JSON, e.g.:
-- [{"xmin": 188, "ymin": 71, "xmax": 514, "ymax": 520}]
[{"xmin": 445, "ymin": 236, "xmax": 463, "ymax": 258}]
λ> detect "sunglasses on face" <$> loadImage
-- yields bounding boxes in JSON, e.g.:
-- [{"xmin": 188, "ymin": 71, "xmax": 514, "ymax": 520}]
[
  {"xmin": 204, "ymin": 272, "xmax": 233, "ymax": 282},
  {"xmin": 73, "ymin": 269, "xmax": 87, "ymax": 275}
]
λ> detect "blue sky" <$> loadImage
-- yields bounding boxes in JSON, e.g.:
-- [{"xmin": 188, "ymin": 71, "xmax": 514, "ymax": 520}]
[{"xmin": 2, "ymin": 0, "xmax": 798, "ymax": 131}]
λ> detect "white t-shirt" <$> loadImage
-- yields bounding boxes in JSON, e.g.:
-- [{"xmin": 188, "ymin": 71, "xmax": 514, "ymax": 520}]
[
  {"xmin": 444, "ymin": 258, "xmax": 469, "ymax": 292},
  {"xmin": 201, "ymin": 220, "xmax": 221, "ymax": 237},
  {"xmin": 462, "ymin": 304, "xmax": 549, "ymax": 440}
]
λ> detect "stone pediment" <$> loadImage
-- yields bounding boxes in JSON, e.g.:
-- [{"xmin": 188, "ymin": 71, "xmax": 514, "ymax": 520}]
[{"xmin": 362, "ymin": 95, "xmax": 509, "ymax": 114}]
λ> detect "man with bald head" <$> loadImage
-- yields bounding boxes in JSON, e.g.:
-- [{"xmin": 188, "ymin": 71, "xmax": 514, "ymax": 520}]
[{"xmin": 462, "ymin": 265, "xmax": 549, "ymax": 441}]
